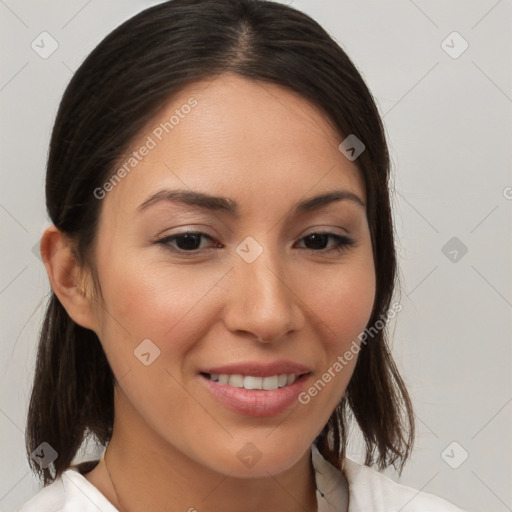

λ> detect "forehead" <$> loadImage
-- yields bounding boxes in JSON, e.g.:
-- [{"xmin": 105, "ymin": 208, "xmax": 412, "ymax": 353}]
[{"xmin": 103, "ymin": 72, "xmax": 366, "ymax": 215}]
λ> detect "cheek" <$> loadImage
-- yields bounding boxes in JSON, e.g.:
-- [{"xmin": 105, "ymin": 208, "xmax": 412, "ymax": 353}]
[
  {"xmin": 304, "ymin": 259, "xmax": 376, "ymax": 350},
  {"xmin": 93, "ymin": 253, "xmax": 228, "ymax": 358},
  {"xmin": 295, "ymin": 260, "xmax": 375, "ymax": 425},
  {"xmin": 303, "ymin": 265, "xmax": 373, "ymax": 403}
]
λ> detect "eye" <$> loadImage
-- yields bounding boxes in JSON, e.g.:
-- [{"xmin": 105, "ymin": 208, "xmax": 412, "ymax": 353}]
[
  {"xmin": 295, "ymin": 232, "xmax": 355, "ymax": 253},
  {"xmin": 156, "ymin": 231, "xmax": 355, "ymax": 255},
  {"xmin": 157, "ymin": 232, "xmax": 219, "ymax": 253}
]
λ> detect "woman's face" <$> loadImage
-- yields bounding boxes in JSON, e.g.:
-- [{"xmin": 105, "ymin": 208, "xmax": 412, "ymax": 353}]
[{"xmin": 87, "ymin": 72, "xmax": 376, "ymax": 476}]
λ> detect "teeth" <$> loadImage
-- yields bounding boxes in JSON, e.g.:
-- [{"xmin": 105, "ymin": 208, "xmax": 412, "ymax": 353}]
[
  {"xmin": 228, "ymin": 374, "xmax": 244, "ymax": 387},
  {"xmin": 207, "ymin": 373, "xmax": 298, "ymax": 390},
  {"xmin": 243, "ymin": 376, "xmax": 263, "ymax": 389},
  {"xmin": 262, "ymin": 375, "xmax": 278, "ymax": 390}
]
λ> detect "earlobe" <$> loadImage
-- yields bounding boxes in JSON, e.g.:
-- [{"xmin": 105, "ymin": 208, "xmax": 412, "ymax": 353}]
[{"xmin": 40, "ymin": 226, "xmax": 97, "ymax": 331}]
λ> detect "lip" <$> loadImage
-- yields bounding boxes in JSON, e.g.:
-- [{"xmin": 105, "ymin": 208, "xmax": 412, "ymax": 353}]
[
  {"xmin": 198, "ymin": 360, "xmax": 311, "ymax": 417},
  {"xmin": 199, "ymin": 360, "xmax": 311, "ymax": 377}
]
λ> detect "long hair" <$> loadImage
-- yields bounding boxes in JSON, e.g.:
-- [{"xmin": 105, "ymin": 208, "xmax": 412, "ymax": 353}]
[{"xmin": 26, "ymin": 0, "xmax": 414, "ymax": 485}]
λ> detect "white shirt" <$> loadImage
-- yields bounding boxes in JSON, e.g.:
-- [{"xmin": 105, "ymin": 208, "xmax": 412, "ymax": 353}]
[{"xmin": 19, "ymin": 444, "xmax": 465, "ymax": 511}]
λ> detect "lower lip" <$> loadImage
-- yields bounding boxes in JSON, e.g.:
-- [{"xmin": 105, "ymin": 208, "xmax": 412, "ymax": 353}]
[{"xmin": 199, "ymin": 374, "xmax": 309, "ymax": 417}]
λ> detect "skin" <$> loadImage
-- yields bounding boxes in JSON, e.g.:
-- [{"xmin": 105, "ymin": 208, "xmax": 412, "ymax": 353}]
[{"xmin": 42, "ymin": 72, "xmax": 376, "ymax": 512}]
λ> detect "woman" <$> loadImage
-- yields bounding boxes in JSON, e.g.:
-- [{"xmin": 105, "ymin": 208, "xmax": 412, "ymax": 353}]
[{"xmin": 21, "ymin": 0, "xmax": 465, "ymax": 510}]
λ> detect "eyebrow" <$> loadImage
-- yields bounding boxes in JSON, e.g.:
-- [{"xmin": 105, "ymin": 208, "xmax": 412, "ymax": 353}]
[{"xmin": 138, "ymin": 188, "xmax": 365, "ymax": 215}]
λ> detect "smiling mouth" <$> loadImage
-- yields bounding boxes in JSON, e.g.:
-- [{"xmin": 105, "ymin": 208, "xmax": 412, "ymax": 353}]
[{"xmin": 201, "ymin": 372, "xmax": 305, "ymax": 390}]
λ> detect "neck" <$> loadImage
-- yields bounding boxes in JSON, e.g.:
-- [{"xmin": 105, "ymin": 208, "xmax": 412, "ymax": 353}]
[{"xmin": 93, "ymin": 387, "xmax": 318, "ymax": 512}]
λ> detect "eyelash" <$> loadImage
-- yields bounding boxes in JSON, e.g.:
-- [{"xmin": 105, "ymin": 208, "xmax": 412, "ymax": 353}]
[{"xmin": 156, "ymin": 231, "xmax": 356, "ymax": 256}]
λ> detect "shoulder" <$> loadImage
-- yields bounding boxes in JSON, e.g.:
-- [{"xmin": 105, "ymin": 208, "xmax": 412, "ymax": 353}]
[
  {"xmin": 18, "ymin": 468, "xmax": 118, "ymax": 512},
  {"xmin": 342, "ymin": 457, "xmax": 465, "ymax": 512},
  {"xmin": 18, "ymin": 476, "xmax": 65, "ymax": 512}
]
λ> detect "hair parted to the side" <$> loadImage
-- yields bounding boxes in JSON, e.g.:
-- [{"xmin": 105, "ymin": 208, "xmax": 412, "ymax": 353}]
[{"xmin": 26, "ymin": 0, "xmax": 414, "ymax": 486}]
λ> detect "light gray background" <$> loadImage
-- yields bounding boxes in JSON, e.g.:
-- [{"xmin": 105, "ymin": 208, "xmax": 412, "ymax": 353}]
[{"xmin": 1, "ymin": 1, "xmax": 511, "ymax": 511}]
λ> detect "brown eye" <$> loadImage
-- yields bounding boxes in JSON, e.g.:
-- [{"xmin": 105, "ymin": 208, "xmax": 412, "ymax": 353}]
[
  {"xmin": 158, "ymin": 232, "xmax": 218, "ymax": 253},
  {"xmin": 297, "ymin": 233, "xmax": 355, "ymax": 253}
]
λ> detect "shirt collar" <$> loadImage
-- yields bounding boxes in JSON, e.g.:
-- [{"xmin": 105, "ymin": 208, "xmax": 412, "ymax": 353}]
[
  {"xmin": 311, "ymin": 443, "xmax": 349, "ymax": 512},
  {"xmin": 62, "ymin": 445, "xmax": 349, "ymax": 512}
]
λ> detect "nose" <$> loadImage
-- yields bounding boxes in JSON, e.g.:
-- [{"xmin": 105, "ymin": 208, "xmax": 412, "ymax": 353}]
[{"xmin": 222, "ymin": 243, "xmax": 305, "ymax": 343}]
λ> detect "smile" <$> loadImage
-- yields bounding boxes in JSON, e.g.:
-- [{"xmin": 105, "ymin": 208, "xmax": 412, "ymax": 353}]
[
  {"xmin": 203, "ymin": 373, "xmax": 298, "ymax": 390},
  {"xmin": 198, "ymin": 363, "xmax": 311, "ymax": 417}
]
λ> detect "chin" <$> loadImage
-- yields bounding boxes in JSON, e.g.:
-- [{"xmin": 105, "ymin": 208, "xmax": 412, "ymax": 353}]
[{"xmin": 198, "ymin": 436, "xmax": 313, "ymax": 479}]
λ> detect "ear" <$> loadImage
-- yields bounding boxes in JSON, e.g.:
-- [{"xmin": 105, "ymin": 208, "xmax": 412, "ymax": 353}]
[{"xmin": 40, "ymin": 225, "xmax": 98, "ymax": 331}]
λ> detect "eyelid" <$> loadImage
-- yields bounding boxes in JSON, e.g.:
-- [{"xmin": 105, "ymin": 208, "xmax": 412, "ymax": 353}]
[
  {"xmin": 300, "ymin": 225, "xmax": 349, "ymax": 237},
  {"xmin": 154, "ymin": 225, "xmax": 218, "ymax": 240}
]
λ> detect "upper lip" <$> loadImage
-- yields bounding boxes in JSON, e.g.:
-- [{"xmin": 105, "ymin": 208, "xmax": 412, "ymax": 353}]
[{"xmin": 199, "ymin": 360, "xmax": 311, "ymax": 378}]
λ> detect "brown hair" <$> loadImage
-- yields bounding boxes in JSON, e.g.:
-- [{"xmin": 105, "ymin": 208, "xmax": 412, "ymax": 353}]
[{"xmin": 27, "ymin": 0, "xmax": 414, "ymax": 485}]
